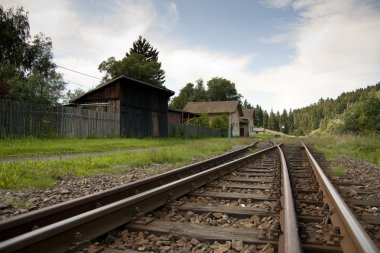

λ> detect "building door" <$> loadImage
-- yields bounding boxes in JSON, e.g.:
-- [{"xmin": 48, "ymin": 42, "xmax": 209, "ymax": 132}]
[
  {"xmin": 152, "ymin": 112, "xmax": 159, "ymax": 137},
  {"xmin": 240, "ymin": 128, "xmax": 244, "ymax": 137}
]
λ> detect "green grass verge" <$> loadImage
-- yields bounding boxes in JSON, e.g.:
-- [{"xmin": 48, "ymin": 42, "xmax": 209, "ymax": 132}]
[
  {"xmin": 0, "ymin": 138, "xmax": 254, "ymax": 190},
  {"xmin": 0, "ymin": 137, "xmax": 203, "ymax": 158},
  {"xmin": 305, "ymin": 134, "xmax": 380, "ymax": 167}
]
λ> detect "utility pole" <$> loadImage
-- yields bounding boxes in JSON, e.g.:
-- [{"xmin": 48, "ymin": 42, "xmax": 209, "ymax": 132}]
[{"xmin": 228, "ymin": 112, "xmax": 231, "ymax": 141}]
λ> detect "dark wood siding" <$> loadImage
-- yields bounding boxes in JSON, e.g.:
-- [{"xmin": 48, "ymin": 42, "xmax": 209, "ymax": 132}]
[
  {"xmin": 72, "ymin": 77, "xmax": 172, "ymax": 137},
  {"xmin": 119, "ymin": 80, "xmax": 170, "ymax": 137},
  {"xmin": 168, "ymin": 110, "xmax": 182, "ymax": 125}
]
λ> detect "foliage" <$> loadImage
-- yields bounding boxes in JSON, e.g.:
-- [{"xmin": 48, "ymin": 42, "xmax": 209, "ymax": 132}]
[
  {"xmin": 188, "ymin": 113, "xmax": 209, "ymax": 127},
  {"xmin": 0, "ymin": 138, "xmax": 252, "ymax": 189},
  {"xmin": 207, "ymin": 77, "xmax": 242, "ymax": 101},
  {"xmin": 0, "ymin": 6, "xmax": 66, "ymax": 104},
  {"xmin": 170, "ymin": 82, "xmax": 196, "ymax": 109},
  {"xmin": 291, "ymin": 83, "xmax": 379, "ymax": 134},
  {"xmin": 343, "ymin": 93, "xmax": 380, "ymax": 133},
  {"xmin": 211, "ymin": 114, "xmax": 229, "ymax": 131},
  {"xmin": 98, "ymin": 36, "xmax": 165, "ymax": 86},
  {"xmin": 242, "ymin": 99, "xmax": 253, "ymax": 109},
  {"xmin": 63, "ymin": 88, "xmax": 86, "ymax": 104},
  {"xmin": 170, "ymin": 77, "xmax": 242, "ymax": 110}
]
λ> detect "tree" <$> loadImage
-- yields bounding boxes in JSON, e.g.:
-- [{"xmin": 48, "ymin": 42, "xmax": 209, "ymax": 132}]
[
  {"xmin": 189, "ymin": 113, "xmax": 209, "ymax": 127},
  {"xmin": 263, "ymin": 111, "xmax": 269, "ymax": 129},
  {"xmin": 280, "ymin": 109, "xmax": 289, "ymax": 134},
  {"xmin": 0, "ymin": 6, "xmax": 65, "ymax": 104},
  {"xmin": 268, "ymin": 110, "xmax": 276, "ymax": 130},
  {"xmin": 211, "ymin": 114, "xmax": 229, "ymax": 134},
  {"xmin": 63, "ymin": 88, "xmax": 86, "ymax": 104},
  {"xmin": 255, "ymin": 105, "xmax": 264, "ymax": 127},
  {"xmin": 242, "ymin": 99, "xmax": 253, "ymax": 109},
  {"xmin": 343, "ymin": 94, "xmax": 380, "ymax": 133},
  {"xmin": 206, "ymin": 77, "xmax": 241, "ymax": 101},
  {"xmin": 192, "ymin": 79, "xmax": 207, "ymax": 102},
  {"xmin": 98, "ymin": 36, "xmax": 165, "ymax": 86},
  {"xmin": 169, "ymin": 83, "xmax": 195, "ymax": 109}
]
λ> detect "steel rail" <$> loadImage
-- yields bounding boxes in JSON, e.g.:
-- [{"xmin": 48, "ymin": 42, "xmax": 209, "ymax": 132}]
[
  {"xmin": 302, "ymin": 142, "xmax": 379, "ymax": 253},
  {"xmin": 0, "ymin": 145, "xmax": 277, "ymax": 253},
  {"xmin": 0, "ymin": 141, "xmax": 259, "ymax": 242},
  {"xmin": 276, "ymin": 144, "xmax": 302, "ymax": 253}
]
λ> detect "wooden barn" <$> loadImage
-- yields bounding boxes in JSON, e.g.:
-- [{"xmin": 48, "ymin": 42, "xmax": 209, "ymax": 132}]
[{"xmin": 71, "ymin": 76, "xmax": 174, "ymax": 137}]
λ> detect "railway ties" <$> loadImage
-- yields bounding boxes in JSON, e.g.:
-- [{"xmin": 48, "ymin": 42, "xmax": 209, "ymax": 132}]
[{"xmin": 124, "ymin": 150, "xmax": 282, "ymax": 252}]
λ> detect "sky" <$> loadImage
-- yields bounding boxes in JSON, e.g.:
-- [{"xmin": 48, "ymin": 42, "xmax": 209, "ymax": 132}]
[{"xmin": 1, "ymin": 0, "xmax": 380, "ymax": 111}]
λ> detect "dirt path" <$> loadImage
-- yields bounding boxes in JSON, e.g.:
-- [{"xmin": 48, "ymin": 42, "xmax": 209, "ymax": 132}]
[{"xmin": 1, "ymin": 148, "xmax": 154, "ymax": 164}]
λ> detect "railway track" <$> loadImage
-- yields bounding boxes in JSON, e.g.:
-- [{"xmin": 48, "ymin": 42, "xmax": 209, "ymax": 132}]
[{"xmin": 0, "ymin": 142, "xmax": 378, "ymax": 253}]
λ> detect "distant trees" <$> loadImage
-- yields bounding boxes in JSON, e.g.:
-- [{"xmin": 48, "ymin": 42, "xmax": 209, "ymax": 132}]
[
  {"xmin": 98, "ymin": 36, "xmax": 165, "ymax": 86},
  {"xmin": 170, "ymin": 77, "xmax": 242, "ymax": 110},
  {"xmin": 0, "ymin": 5, "xmax": 66, "ymax": 104}
]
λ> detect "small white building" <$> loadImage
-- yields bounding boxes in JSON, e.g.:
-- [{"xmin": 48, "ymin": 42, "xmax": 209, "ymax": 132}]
[{"xmin": 183, "ymin": 100, "xmax": 243, "ymax": 137}]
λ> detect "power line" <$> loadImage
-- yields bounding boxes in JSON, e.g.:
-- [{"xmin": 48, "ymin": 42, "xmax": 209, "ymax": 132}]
[
  {"xmin": 66, "ymin": 80, "xmax": 89, "ymax": 88},
  {"xmin": 57, "ymin": 65, "xmax": 101, "ymax": 80}
]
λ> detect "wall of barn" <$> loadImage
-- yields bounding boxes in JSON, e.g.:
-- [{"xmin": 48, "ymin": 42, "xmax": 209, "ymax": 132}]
[{"xmin": 120, "ymin": 82, "xmax": 170, "ymax": 137}]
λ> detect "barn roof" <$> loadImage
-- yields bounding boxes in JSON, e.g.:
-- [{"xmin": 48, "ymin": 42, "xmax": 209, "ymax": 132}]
[
  {"xmin": 183, "ymin": 101, "xmax": 243, "ymax": 116},
  {"xmin": 71, "ymin": 75, "xmax": 174, "ymax": 103}
]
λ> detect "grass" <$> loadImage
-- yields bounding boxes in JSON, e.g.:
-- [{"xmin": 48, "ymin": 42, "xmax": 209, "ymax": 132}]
[
  {"xmin": 304, "ymin": 134, "xmax": 380, "ymax": 167},
  {"xmin": 0, "ymin": 137, "xmax": 203, "ymax": 159},
  {"xmin": 0, "ymin": 137, "xmax": 254, "ymax": 190},
  {"xmin": 329, "ymin": 166, "xmax": 346, "ymax": 177}
]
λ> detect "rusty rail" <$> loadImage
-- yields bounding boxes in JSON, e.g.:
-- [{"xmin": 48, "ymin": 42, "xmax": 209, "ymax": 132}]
[
  {"xmin": 302, "ymin": 142, "xmax": 378, "ymax": 253},
  {"xmin": 0, "ymin": 145, "xmax": 277, "ymax": 253},
  {"xmin": 277, "ymin": 144, "xmax": 302, "ymax": 253}
]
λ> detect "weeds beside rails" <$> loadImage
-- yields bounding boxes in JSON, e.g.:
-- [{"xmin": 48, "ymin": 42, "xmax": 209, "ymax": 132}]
[
  {"xmin": 0, "ymin": 138, "xmax": 253, "ymax": 190},
  {"xmin": 305, "ymin": 133, "xmax": 380, "ymax": 167}
]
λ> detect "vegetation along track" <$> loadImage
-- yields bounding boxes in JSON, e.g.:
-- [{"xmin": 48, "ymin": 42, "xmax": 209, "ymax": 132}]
[{"xmin": 0, "ymin": 141, "xmax": 378, "ymax": 253}]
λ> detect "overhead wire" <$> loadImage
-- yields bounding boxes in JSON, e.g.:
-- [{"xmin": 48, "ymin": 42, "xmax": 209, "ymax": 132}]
[{"xmin": 56, "ymin": 65, "xmax": 101, "ymax": 80}]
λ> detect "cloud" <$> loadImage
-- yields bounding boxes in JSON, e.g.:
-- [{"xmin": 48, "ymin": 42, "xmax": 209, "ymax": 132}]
[{"xmin": 242, "ymin": 0, "xmax": 380, "ymax": 111}]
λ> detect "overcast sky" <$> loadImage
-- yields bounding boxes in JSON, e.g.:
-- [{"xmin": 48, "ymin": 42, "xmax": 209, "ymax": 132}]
[{"xmin": 1, "ymin": 0, "xmax": 380, "ymax": 111}]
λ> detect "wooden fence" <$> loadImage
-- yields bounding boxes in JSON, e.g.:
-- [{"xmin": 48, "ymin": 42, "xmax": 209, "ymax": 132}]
[
  {"xmin": 168, "ymin": 124, "xmax": 222, "ymax": 138},
  {"xmin": 0, "ymin": 99, "xmax": 120, "ymax": 138}
]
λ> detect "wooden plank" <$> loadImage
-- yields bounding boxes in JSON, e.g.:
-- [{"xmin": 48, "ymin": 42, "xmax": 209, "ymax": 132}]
[
  {"xmin": 239, "ymin": 169, "xmax": 275, "ymax": 173},
  {"xmin": 175, "ymin": 203, "xmax": 275, "ymax": 217},
  {"xmin": 126, "ymin": 220, "xmax": 276, "ymax": 245},
  {"xmin": 234, "ymin": 172, "xmax": 276, "ymax": 177},
  {"xmin": 191, "ymin": 191, "xmax": 276, "ymax": 201},
  {"xmin": 346, "ymin": 199, "xmax": 380, "ymax": 207},
  {"xmin": 223, "ymin": 176, "xmax": 276, "ymax": 183},
  {"xmin": 207, "ymin": 182, "xmax": 272, "ymax": 190}
]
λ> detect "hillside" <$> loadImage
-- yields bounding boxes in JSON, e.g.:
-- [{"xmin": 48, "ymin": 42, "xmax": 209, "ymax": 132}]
[{"xmin": 291, "ymin": 82, "xmax": 380, "ymax": 135}]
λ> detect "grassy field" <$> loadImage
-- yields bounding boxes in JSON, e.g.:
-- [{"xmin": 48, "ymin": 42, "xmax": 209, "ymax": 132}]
[
  {"xmin": 304, "ymin": 134, "xmax": 379, "ymax": 167},
  {"xmin": 0, "ymin": 137, "xmax": 255, "ymax": 190}
]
